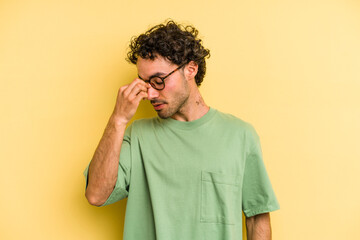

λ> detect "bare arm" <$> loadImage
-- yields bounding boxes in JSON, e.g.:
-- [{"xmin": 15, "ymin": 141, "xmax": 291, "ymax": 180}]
[
  {"xmin": 85, "ymin": 116, "xmax": 127, "ymax": 206},
  {"xmin": 85, "ymin": 79, "xmax": 149, "ymax": 206},
  {"xmin": 246, "ymin": 212, "xmax": 272, "ymax": 240}
]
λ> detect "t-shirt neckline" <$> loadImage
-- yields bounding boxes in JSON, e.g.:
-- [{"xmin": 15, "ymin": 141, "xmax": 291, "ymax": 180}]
[{"xmin": 159, "ymin": 107, "xmax": 217, "ymax": 130}]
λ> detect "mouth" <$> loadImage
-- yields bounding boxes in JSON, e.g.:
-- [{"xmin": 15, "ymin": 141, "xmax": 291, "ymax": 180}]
[{"xmin": 151, "ymin": 101, "xmax": 166, "ymax": 111}]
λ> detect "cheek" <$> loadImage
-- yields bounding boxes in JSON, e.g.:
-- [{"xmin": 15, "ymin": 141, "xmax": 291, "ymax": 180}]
[
  {"xmin": 162, "ymin": 76, "xmax": 187, "ymax": 101},
  {"xmin": 165, "ymin": 79, "xmax": 177, "ymax": 90},
  {"xmin": 165, "ymin": 77, "xmax": 186, "ymax": 93},
  {"xmin": 162, "ymin": 80, "xmax": 178, "ymax": 97}
]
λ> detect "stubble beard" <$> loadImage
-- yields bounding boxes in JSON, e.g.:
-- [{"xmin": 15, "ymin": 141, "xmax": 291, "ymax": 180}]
[{"xmin": 157, "ymin": 85, "xmax": 190, "ymax": 119}]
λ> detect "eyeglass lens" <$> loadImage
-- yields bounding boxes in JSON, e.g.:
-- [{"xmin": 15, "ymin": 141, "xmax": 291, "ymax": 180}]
[{"xmin": 149, "ymin": 77, "xmax": 164, "ymax": 90}]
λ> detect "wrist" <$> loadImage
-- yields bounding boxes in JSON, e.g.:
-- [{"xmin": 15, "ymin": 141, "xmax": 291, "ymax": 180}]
[{"xmin": 109, "ymin": 114, "xmax": 128, "ymax": 129}]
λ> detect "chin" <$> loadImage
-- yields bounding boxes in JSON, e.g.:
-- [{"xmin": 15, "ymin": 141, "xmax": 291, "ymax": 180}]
[
  {"xmin": 157, "ymin": 112, "xmax": 171, "ymax": 119},
  {"xmin": 156, "ymin": 108, "xmax": 175, "ymax": 119}
]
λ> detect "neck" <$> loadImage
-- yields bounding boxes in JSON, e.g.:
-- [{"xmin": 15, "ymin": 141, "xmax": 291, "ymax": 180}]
[{"xmin": 171, "ymin": 86, "xmax": 209, "ymax": 122}]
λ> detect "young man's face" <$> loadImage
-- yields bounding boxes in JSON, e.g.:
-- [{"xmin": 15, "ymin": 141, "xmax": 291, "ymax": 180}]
[{"xmin": 136, "ymin": 56, "xmax": 190, "ymax": 119}]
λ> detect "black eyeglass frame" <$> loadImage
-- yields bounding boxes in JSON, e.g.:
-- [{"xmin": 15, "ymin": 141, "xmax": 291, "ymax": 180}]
[{"xmin": 138, "ymin": 62, "xmax": 188, "ymax": 90}]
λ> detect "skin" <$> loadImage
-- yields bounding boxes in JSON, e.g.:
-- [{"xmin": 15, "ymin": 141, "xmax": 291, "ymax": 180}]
[
  {"xmin": 84, "ymin": 79, "xmax": 150, "ymax": 206},
  {"xmin": 246, "ymin": 213, "xmax": 272, "ymax": 240},
  {"xmin": 85, "ymin": 55, "xmax": 272, "ymax": 239},
  {"xmin": 85, "ymin": 55, "xmax": 208, "ymax": 206},
  {"xmin": 136, "ymin": 56, "xmax": 209, "ymax": 121}
]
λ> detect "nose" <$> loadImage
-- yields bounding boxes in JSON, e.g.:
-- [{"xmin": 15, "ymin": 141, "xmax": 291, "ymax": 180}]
[{"xmin": 147, "ymin": 84, "xmax": 160, "ymax": 100}]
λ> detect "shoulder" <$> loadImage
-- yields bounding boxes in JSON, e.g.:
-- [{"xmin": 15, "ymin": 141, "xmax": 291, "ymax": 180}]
[
  {"xmin": 212, "ymin": 109, "xmax": 261, "ymax": 146},
  {"xmin": 214, "ymin": 109, "xmax": 256, "ymax": 132}
]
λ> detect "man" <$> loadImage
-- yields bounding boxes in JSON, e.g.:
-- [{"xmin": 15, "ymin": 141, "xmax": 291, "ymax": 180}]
[{"xmin": 84, "ymin": 20, "xmax": 280, "ymax": 240}]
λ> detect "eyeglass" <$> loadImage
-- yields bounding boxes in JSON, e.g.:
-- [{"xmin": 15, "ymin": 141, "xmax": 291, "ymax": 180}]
[{"xmin": 138, "ymin": 62, "xmax": 187, "ymax": 90}]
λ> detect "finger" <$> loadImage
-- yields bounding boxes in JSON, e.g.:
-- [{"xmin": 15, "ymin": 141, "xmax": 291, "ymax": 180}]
[
  {"xmin": 129, "ymin": 84, "xmax": 148, "ymax": 100},
  {"xmin": 135, "ymin": 79, "xmax": 150, "ymax": 90},
  {"xmin": 134, "ymin": 91, "xmax": 148, "ymax": 103},
  {"xmin": 123, "ymin": 79, "xmax": 148, "ymax": 97},
  {"xmin": 118, "ymin": 84, "xmax": 129, "ymax": 94}
]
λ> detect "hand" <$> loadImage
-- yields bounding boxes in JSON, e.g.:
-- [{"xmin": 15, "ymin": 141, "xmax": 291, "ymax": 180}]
[{"xmin": 111, "ymin": 79, "xmax": 150, "ymax": 124}]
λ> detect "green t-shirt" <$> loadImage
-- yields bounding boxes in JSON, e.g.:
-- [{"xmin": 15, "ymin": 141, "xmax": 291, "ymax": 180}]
[{"xmin": 84, "ymin": 107, "xmax": 279, "ymax": 240}]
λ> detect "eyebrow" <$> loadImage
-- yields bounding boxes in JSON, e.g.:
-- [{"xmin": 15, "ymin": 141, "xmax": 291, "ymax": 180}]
[{"xmin": 138, "ymin": 72, "xmax": 166, "ymax": 81}]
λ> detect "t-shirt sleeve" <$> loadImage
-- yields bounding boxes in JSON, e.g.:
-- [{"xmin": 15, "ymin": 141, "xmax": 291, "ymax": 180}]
[
  {"xmin": 242, "ymin": 124, "xmax": 280, "ymax": 217},
  {"xmin": 83, "ymin": 125, "xmax": 132, "ymax": 207}
]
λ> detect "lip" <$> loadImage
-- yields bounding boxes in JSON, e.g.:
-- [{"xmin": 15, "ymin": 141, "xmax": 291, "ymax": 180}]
[{"xmin": 153, "ymin": 103, "xmax": 165, "ymax": 111}]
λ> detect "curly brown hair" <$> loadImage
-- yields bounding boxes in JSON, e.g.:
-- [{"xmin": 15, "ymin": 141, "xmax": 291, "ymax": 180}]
[{"xmin": 127, "ymin": 20, "xmax": 210, "ymax": 86}]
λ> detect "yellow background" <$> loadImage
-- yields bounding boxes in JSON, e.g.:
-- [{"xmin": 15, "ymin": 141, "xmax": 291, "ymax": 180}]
[{"xmin": 1, "ymin": 0, "xmax": 359, "ymax": 239}]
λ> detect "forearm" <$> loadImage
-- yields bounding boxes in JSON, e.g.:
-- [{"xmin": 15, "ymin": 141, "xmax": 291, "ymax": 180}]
[
  {"xmin": 85, "ymin": 114, "xmax": 127, "ymax": 206},
  {"xmin": 246, "ymin": 213, "xmax": 272, "ymax": 240}
]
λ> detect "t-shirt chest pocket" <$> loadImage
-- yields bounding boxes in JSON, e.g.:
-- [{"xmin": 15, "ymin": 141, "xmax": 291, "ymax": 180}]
[{"xmin": 200, "ymin": 170, "xmax": 241, "ymax": 225}]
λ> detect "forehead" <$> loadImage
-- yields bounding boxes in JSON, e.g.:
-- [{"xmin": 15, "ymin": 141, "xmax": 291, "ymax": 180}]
[{"xmin": 136, "ymin": 56, "xmax": 175, "ymax": 77}]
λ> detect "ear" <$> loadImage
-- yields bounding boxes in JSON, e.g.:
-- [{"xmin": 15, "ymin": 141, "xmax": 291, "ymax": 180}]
[{"xmin": 184, "ymin": 61, "xmax": 198, "ymax": 81}]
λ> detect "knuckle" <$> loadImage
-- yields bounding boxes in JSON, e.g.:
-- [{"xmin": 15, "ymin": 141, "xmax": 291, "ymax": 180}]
[
  {"xmin": 132, "ymin": 79, "xmax": 140, "ymax": 86},
  {"xmin": 119, "ymin": 86, "xmax": 127, "ymax": 93}
]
